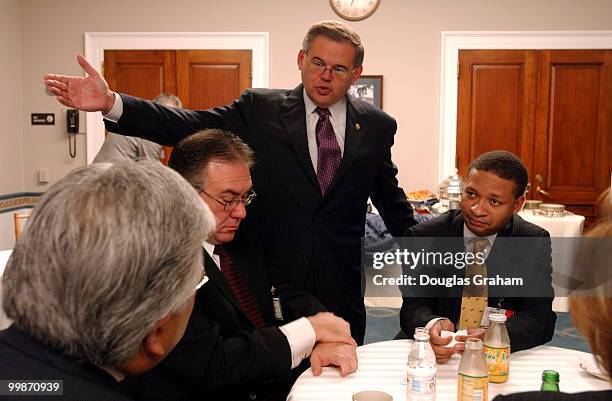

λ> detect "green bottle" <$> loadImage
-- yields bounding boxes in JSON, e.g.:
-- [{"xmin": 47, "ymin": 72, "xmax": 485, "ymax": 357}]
[{"xmin": 540, "ymin": 370, "xmax": 560, "ymax": 392}]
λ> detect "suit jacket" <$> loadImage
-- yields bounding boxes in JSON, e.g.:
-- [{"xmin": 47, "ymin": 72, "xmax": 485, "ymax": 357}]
[
  {"xmin": 0, "ymin": 325, "xmax": 133, "ymax": 401},
  {"xmin": 399, "ymin": 210, "xmax": 556, "ymax": 352},
  {"xmin": 105, "ymin": 85, "xmax": 416, "ymax": 343},
  {"xmin": 492, "ymin": 390, "xmax": 612, "ymax": 401},
  {"xmin": 122, "ymin": 232, "xmax": 325, "ymax": 401}
]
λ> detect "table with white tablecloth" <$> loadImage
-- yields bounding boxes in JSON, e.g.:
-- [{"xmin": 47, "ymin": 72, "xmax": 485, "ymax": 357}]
[
  {"xmin": 518, "ymin": 211, "xmax": 585, "ymax": 312},
  {"xmin": 0, "ymin": 249, "xmax": 13, "ymax": 330},
  {"xmin": 288, "ymin": 340, "xmax": 610, "ymax": 401}
]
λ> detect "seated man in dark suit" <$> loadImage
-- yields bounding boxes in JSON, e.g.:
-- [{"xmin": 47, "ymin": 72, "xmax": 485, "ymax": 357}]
[
  {"xmin": 400, "ymin": 150, "xmax": 556, "ymax": 363},
  {"xmin": 0, "ymin": 160, "xmax": 215, "ymax": 400},
  {"xmin": 122, "ymin": 129, "xmax": 357, "ymax": 401}
]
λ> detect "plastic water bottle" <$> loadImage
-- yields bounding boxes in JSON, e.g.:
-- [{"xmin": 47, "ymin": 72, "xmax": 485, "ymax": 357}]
[{"xmin": 406, "ymin": 329, "xmax": 436, "ymax": 401}]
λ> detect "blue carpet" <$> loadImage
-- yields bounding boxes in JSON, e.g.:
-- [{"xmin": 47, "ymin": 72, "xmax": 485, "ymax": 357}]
[{"xmin": 364, "ymin": 308, "xmax": 589, "ymax": 352}]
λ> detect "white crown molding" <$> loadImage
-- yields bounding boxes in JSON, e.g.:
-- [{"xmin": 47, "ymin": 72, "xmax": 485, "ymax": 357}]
[
  {"xmin": 84, "ymin": 32, "xmax": 269, "ymax": 163},
  {"xmin": 438, "ymin": 31, "xmax": 612, "ymax": 182}
]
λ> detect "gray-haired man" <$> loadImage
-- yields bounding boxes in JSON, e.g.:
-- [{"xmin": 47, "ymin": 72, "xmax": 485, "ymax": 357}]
[{"xmin": 0, "ymin": 160, "xmax": 215, "ymax": 401}]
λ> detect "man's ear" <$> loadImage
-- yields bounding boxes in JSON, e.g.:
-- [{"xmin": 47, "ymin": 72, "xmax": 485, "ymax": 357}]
[
  {"xmin": 142, "ymin": 315, "xmax": 172, "ymax": 359},
  {"xmin": 350, "ymin": 65, "xmax": 363, "ymax": 84},
  {"xmin": 513, "ymin": 195, "xmax": 526, "ymax": 214},
  {"xmin": 297, "ymin": 50, "xmax": 306, "ymax": 70}
]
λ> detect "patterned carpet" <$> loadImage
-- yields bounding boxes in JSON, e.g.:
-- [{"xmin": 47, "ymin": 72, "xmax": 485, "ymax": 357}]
[{"xmin": 364, "ymin": 308, "xmax": 589, "ymax": 352}]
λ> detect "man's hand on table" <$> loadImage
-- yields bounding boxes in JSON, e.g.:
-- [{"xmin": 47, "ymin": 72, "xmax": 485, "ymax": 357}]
[
  {"xmin": 429, "ymin": 319, "xmax": 457, "ymax": 363},
  {"xmin": 307, "ymin": 312, "xmax": 357, "ymax": 347},
  {"xmin": 310, "ymin": 342, "xmax": 358, "ymax": 377}
]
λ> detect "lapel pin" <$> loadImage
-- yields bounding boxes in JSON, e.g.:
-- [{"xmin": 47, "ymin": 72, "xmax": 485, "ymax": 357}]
[{"xmin": 355, "ymin": 123, "xmax": 361, "ymax": 130}]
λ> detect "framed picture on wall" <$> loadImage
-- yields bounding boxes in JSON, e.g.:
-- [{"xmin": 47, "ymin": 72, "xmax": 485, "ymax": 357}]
[{"xmin": 348, "ymin": 75, "xmax": 383, "ymax": 109}]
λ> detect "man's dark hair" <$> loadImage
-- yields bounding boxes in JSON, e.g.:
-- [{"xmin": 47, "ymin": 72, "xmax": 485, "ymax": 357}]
[
  {"xmin": 467, "ymin": 150, "xmax": 528, "ymax": 199},
  {"xmin": 168, "ymin": 129, "xmax": 254, "ymax": 188}
]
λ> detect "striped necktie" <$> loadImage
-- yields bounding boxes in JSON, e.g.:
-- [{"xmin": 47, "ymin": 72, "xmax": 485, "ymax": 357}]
[{"xmin": 214, "ymin": 245, "xmax": 265, "ymax": 329}]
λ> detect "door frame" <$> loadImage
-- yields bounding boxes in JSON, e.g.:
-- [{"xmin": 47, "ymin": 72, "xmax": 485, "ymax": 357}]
[
  {"xmin": 84, "ymin": 32, "xmax": 269, "ymax": 163},
  {"xmin": 439, "ymin": 31, "xmax": 612, "ymax": 182}
]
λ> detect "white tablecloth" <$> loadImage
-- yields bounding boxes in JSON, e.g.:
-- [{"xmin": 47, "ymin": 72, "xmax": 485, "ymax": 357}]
[
  {"xmin": 288, "ymin": 340, "xmax": 610, "ymax": 401},
  {"xmin": 518, "ymin": 211, "xmax": 585, "ymax": 312},
  {"xmin": 0, "ymin": 249, "xmax": 13, "ymax": 330}
]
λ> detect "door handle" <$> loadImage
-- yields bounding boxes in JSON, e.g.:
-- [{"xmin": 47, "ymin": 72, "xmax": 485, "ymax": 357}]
[{"xmin": 536, "ymin": 186, "xmax": 551, "ymax": 196}]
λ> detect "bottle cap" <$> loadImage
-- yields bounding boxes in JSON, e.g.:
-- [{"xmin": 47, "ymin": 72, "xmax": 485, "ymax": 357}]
[
  {"xmin": 542, "ymin": 370, "xmax": 560, "ymax": 382},
  {"xmin": 464, "ymin": 338, "xmax": 483, "ymax": 350},
  {"xmin": 489, "ymin": 313, "xmax": 507, "ymax": 322}
]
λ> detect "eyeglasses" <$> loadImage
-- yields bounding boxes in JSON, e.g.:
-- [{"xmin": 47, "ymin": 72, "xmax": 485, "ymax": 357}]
[
  {"xmin": 304, "ymin": 56, "xmax": 355, "ymax": 79},
  {"xmin": 194, "ymin": 185, "xmax": 257, "ymax": 211}
]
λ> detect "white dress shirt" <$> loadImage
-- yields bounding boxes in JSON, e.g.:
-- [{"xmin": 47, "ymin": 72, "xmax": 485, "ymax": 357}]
[
  {"xmin": 202, "ymin": 242, "xmax": 316, "ymax": 368},
  {"xmin": 303, "ymin": 90, "xmax": 347, "ymax": 171}
]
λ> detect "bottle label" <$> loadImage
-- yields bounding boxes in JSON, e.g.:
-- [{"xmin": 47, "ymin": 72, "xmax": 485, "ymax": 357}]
[
  {"xmin": 483, "ymin": 345, "xmax": 510, "ymax": 382},
  {"xmin": 458, "ymin": 373, "xmax": 488, "ymax": 401},
  {"xmin": 407, "ymin": 373, "xmax": 436, "ymax": 394}
]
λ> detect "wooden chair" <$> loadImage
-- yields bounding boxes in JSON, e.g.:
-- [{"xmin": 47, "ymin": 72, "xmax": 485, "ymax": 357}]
[{"xmin": 13, "ymin": 212, "xmax": 30, "ymax": 241}]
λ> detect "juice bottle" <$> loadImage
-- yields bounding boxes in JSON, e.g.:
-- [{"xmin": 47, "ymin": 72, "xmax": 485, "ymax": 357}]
[
  {"xmin": 483, "ymin": 313, "xmax": 510, "ymax": 383},
  {"xmin": 458, "ymin": 338, "xmax": 488, "ymax": 401}
]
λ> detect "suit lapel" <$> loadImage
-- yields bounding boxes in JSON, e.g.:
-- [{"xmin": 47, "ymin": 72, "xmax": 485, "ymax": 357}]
[
  {"xmin": 325, "ymin": 96, "xmax": 366, "ymax": 196},
  {"xmin": 202, "ymin": 249, "xmax": 251, "ymax": 325},
  {"xmin": 280, "ymin": 85, "xmax": 319, "ymax": 190}
]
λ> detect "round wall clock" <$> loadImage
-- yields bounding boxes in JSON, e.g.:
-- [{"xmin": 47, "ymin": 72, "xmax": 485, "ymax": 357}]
[{"xmin": 329, "ymin": 0, "xmax": 381, "ymax": 21}]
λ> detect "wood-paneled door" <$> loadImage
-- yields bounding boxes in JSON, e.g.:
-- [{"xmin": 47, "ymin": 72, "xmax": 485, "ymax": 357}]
[
  {"xmin": 457, "ymin": 49, "xmax": 612, "ymax": 222},
  {"xmin": 533, "ymin": 50, "xmax": 612, "ymax": 217},
  {"xmin": 104, "ymin": 49, "xmax": 252, "ymax": 163}
]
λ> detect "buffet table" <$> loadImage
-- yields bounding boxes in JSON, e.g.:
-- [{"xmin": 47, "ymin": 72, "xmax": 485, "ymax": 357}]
[
  {"xmin": 288, "ymin": 340, "xmax": 610, "ymax": 401},
  {"xmin": 518, "ymin": 210, "xmax": 585, "ymax": 312}
]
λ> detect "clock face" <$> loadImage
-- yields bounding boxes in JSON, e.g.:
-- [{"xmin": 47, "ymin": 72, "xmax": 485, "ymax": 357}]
[{"xmin": 330, "ymin": 0, "xmax": 381, "ymax": 21}]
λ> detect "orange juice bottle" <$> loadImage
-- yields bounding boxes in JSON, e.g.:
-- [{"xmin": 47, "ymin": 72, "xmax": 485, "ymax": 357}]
[{"xmin": 483, "ymin": 313, "xmax": 510, "ymax": 383}]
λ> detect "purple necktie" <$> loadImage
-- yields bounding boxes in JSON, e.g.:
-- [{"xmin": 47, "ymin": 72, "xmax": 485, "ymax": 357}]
[
  {"xmin": 214, "ymin": 245, "xmax": 265, "ymax": 329},
  {"xmin": 315, "ymin": 107, "xmax": 342, "ymax": 195}
]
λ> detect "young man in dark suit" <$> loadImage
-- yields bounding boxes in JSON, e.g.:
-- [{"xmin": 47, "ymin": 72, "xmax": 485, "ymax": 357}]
[
  {"xmin": 122, "ymin": 130, "xmax": 357, "ymax": 401},
  {"xmin": 400, "ymin": 151, "xmax": 556, "ymax": 363},
  {"xmin": 44, "ymin": 20, "xmax": 417, "ymax": 344}
]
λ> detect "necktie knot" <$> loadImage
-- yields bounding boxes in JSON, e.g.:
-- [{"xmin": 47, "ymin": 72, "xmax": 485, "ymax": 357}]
[
  {"xmin": 473, "ymin": 238, "xmax": 488, "ymax": 254},
  {"xmin": 213, "ymin": 245, "xmax": 227, "ymax": 257},
  {"xmin": 315, "ymin": 107, "xmax": 331, "ymax": 119}
]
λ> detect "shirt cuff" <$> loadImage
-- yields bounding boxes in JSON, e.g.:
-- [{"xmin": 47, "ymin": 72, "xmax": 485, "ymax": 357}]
[
  {"xmin": 103, "ymin": 92, "xmax": 123, "ymax": 122},
  {"xmin": 278, "ymin": 317, "xmax": 316, "ymax": 369}
]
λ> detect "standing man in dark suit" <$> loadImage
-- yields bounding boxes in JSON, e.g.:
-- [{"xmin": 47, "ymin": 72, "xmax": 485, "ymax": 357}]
[
  {"xmin": 400, "ymin": 151, "xmax": 556, "ymax": 363},
  {"xmin": 122, "ymin": 130, "xmax": 358, "ymax": 401},
  {"xmin": 44, "ymin": 20, "xmax": 417, "ymax": 344}
]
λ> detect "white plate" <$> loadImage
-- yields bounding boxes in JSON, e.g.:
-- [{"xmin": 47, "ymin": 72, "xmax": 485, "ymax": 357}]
[{"xmin": 578, "ymin": 354, "xmax": 609, "ymax": 381}]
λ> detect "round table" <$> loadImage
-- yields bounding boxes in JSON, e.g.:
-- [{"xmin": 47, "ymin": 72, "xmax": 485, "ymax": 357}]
[{"xmin": 288, "ymin": 340, "xmax": 610, "ymax": 401}]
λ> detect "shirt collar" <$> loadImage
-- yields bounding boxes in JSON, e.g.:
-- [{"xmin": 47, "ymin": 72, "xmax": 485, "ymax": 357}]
[
  {"xmin": 463, "ymin": 224, "xmax": 497, "ymax": 249},
  {"xmin": 202, "ymin": 241, "xmax": 216, "ymax": 257},
  {"xmin": 303, "ymin": 88, "xmax": 346, "ymax": 122}
]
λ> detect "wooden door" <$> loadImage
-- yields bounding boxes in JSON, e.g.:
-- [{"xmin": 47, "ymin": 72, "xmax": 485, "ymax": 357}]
[
  {"xmin": 456, "ymin": 50, "xmax": 537, "ymax": 176},
  {"xmin": 177, "ymin": 50, "xmax": 251, "ymax": 109},
  {"xmin": 533, "ymin": 50, "xmax": 612, "ymax": 218},
  {"xmin": 456, "ymin": 49, "xmax": 612, "ymax": 221},
  {"xmin": 104, "ymin": 50, "xmax": 176, "ymax": 101},
  {"xmin": 104, "ymin": 49, "xmax": 252, "ymax": 163}
]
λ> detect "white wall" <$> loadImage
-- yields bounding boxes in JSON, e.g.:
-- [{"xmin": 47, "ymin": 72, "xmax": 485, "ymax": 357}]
[
  {"xmin": 0, "ymin": 0, "xmax": 24, "ymax": 195},
  {"xmin": 12, "ymin": 0, "xmax": 612, "ymax": 194}
]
